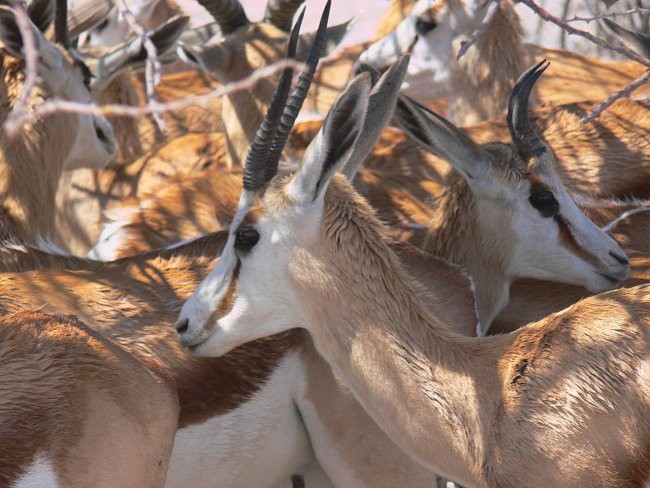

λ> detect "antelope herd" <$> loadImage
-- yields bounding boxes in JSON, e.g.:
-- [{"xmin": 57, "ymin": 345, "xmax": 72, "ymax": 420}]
[{"xmin": 0, "ymin": 0, "xmax": 649, "ymax": 486}]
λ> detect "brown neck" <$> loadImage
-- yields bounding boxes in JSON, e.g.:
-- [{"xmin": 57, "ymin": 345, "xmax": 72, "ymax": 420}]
[
  {"xmin": 422, "ymin": 176, "xmax": 511, "ymax": 329},
  {"xmin": 448, "ymin": 0, "xmax": 532, "ymax": 125},
  {"xmin": 289, "ymin": 179, "xmax": 503, "ymax": 485},
  {"xmin": 0, "ymin": 232, "xmax": 302, "ymax": 428}
]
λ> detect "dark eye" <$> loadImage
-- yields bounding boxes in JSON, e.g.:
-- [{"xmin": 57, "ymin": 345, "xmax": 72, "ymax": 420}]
[
  {"xmin": 415, "ymin": 18, "xmax": 437, "ymax": 35},
  {"xmin": 529, "ymin": 189, "xmax": 559, "ymax": 218},
  {"xmin": 234, "ymin": 227, "xmax": 260, "ymax": 254},
  {"xmin": 95, "ymin": 19, "xmax": 109, "ymax": 32}
]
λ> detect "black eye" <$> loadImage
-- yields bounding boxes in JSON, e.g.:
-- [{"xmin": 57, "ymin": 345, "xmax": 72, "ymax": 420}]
[
  {"xmin": 415, "ymin": 18, "xmax": 437, "ymax": 35},
  {"xmin": 529, "ymin": 189, "xmax": 559, "ymax": 218},
  {"xmin": 95, "ymin": 19, "xmax": 109, "ymax": 32},
  {"xmin": 234, "ymin": 227, "xmax": 260, "ymax": 254}
]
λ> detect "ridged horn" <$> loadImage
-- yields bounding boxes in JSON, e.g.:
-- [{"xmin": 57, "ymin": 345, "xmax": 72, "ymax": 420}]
[
  {"xmin": 507, "ymin": 59, "xmax": 549, "ymax": 158},
  {"xmin": 55, "ymin": 0, "xmax": 69, "ymax": 48},
  {"xmin": 196, "ymin": 0, "xmax": 248, "ymax": 35},
  {"xmin": 261, "ymin": 0, "xmax": 331, "ymax": 183},
  {"xmin": 241, "ymin": 8, "xmax": 305, "ymax": 192},
  {"xmin": 264, "ymin": 0, "xmax": 305, "ymax": 32}
]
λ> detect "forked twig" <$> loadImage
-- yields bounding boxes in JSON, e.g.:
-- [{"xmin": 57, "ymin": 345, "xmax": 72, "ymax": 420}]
[
  {"xmin": 582, "ymin": 69, "xmax": 650, "ymax": 123},
  {"xmin": 5, "ymin": 3, "xmax": 39, "ymax": 132},
  {"xmin": 520, "ymin": 0, "xmax": 650, "ymax": 67},
  {"xmin": 114, "ymin": 0, "xmax": 166, "ymax": 130},
  {"xmin": 457, "ymin": 0, "xmax": 501, "ymax": 60}
]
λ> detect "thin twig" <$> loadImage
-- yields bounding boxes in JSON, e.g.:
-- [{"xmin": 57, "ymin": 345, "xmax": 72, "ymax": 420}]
[
  {"xmin": 114, "ymin": 0, "xmax": 166, "ymax": 131},
  {"xmin": 566, "ymin": 7, "xmax": 650, "ymax": 23},
  {"xmin": 600, "ymin": 205, "xmax": 650, "ymax": 233},
  {"xmin": 457, "ymin": 0, "xmax": 501, "ymax": 60},
  {"xmin": 5, "ymin": 3, "xmax": 39, "ymax": 132},
  {"xmin": 582, "ymin": 69, "xmax": 650, "ymax": 123},
  {"xmin": 3, "ymin": 59, "xmax": 307, "ymax": 137},
  {"xmin": 520, "ymin": 0, "xmax": 650, "ymax": 67}
]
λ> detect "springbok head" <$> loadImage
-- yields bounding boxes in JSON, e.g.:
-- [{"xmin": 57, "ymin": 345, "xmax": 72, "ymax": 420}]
[
  {"xmin": 359, "ymin": 0, "xmax": 521, "ymax": 104},
  {"xmin": 175, "ymin": 48, "xmax": 410, "ymax": 357},
  {"xmin": 395, "ymin": 60, "xmax": 629, "ymax": 299},
  {"xmin": 0, "ymin": 3, "xmax": 116, "ymax": 170}
]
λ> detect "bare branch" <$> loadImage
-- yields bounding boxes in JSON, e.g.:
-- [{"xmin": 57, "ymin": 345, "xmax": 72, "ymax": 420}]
[
  {"xmin": 457, "ymin": 0, "xmax": 501, "ymax": 60},
  {"xmin": 600, "ymin": 204, "xmax": 650, "ymax": 233},
  {"xmin": 582, "ymin": 69, "xmax": 650, "ymax": 123},
  {"xmin": 566, "ymin": 7, "xmax": 650, "ymax": 24},
  {"xmin": 3, "ymin": 59, "xmax": 307, "ymax": 137},
  {"xmin": 519, "ymin": 0, "xmax": 650, "ymax": 67},
  {"xmin": 114, "ymin": 0, "xmax": 166, "ymax": 131},
  {"xmin": 5, "ymin": 3, "xmax": 40, "ymax": 133}
]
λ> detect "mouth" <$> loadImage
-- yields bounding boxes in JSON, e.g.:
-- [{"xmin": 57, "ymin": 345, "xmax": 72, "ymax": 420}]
[{"xmin": 596, "ymin": 272, "xmax": 621, "ymax": 285}]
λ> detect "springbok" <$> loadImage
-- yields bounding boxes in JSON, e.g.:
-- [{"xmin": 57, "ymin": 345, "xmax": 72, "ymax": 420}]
[
  {"xmin": 0, "ymin": 3, "xmax": 117, "ymax": 246},
  {"xmin": 359, "ymin": 0, "xmax": 649, "ymax": 125},
  {"xmin": 53, "ymin": 0, "xmax": 351, "ymax": 255},
  {"xmin": 176, "ymin": 57, "xmax": 650, "ymax": 488},
  {"xmin": 90, "ymin": 61, "xmax": 630, "ymax": 340},
  {"xmin": 0, "ymin": 56, "xmax": 475, "ymax": 487},
  {"xmin": 2, "ymin": 57, "xmax": 641, "ymax": 487},
  {"xmin": 0, "ymin": 310, "xmax": 178, "ymax": 487}
]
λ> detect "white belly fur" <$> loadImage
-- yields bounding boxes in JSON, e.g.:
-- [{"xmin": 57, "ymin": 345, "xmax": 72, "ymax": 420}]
[
  {"xmin": 165, "ymin": 351, "xmax": 313, "ymax": 488},
  {"xmin": 15, "ymin": 456, "xmax": 57, "ymax": 488}
]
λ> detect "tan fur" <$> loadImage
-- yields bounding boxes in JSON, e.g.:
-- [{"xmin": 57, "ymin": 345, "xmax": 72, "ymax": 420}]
[
  {"xmin": 258, "ymin": 176, "xmax": 650, "ymax": 487},
  {"xmin": 0, "ymin": 228, "xmax": 476, "ymax": 486},
  {"xmin": 0, "ymin": 53, "xmax": 94, "ymax": 244},
  {"xmin": 372, "ymin": 0, "xmax": 417, "ymax": 41},
  {"xmin": 0, "ymin": 311, "xmax": 178, "ymax": 487},
  {"xmin": 54, "ymin": 68, "xmax": 225, "ymax": 255}
]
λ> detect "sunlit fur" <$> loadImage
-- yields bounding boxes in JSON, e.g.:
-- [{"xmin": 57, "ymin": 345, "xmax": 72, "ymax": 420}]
[
  {"xmin": 0, "ymin": 311, "xmax": 178, "ymax": 487},
  {"xmin": 181, "ymin": 173, "xmax": 650, "ymax": 487},
  {"xmin": 0, "ymin": 17, "xmax": 116, "ymax": 246},
  {"xmin": 360, "ymin": 0, "xmax": 648, "ymax": 125},
  {"xmin": 0, "ymin": 232, "xmax": 478, "ymax": 486}
]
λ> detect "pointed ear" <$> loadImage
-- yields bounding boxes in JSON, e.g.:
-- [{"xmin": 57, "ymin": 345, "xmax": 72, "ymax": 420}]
[
  {"xmin": 296, "ymin": 18, "xmax": 353, "ymax": 60},
  {"xmin": 90, "ymin": 15, "xmax": 189, "ymax": 86},
  {"xmin": 394, "ymin": 95, "xmax": 494, "ymax": 187},
  {"xmin": 341, "ymin": 55, "xmax": 410, "ymax": 179},
  {"xmin": 68, "ymin": 0, "xmax": 113, "ymax": 39},
  {"xmin": 176, "ymin": 38, "xmax": 228, "ymax": 75},
  {"xmin": 288, "ymin": 73, "xmax": 372, "ymax": 203},
  {"xmin": 28, "ymin": 0, "xmax": 55, "ymax": 33},
  {"xmin": 0, "ymin": 6, "xmax": 35, "ymax": 58}
]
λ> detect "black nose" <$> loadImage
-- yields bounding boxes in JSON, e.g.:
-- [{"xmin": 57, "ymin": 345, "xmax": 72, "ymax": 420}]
[
  {"xmin": 609, "ymin": 251, "xmax": 629, "ymax": 266},
  {"xmin": 176, "ymin": 318, "xmax": 189, "ymax": 334}
]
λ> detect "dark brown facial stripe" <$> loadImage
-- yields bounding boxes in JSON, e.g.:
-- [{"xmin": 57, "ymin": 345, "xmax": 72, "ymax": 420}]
[
  {"xmin": 554, "ymin": 214, "xmax": 601, "ymax": 267},
  {"xmin": 208, "ymin": 261, "xmax": 241, "ymax": 327}
]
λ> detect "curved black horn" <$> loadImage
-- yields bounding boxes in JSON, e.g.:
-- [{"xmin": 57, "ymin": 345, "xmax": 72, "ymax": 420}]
[
  {"xmin": 262, "ymin": 0, "xmax": 331, "ymax": 183},
  {"xmin": 196, "ymin": 0, "xmax": 249, "ymax": 35},
  {"xmin": 242, "ymin": 8, "xmax": 305, "ymax": 192},
  {"xmin": 507, "ymin": 59, "xmax": 549, "ymax": 158},
  {"xmin": 55, "ymin": 0, "xmax": 69, "ymax": 48},
  {"xmin": 264, "ymin": 0, "xmax": 305, "ymax": 32}
]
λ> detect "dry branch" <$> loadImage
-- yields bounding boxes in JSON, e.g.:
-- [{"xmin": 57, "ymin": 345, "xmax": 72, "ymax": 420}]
[
  {"xmin": 114, "ymin": 0, "xmax": 166, "ymax": 130},
  {"xmin": 3, "ymin": 59, "xmax": 307, "ymax": 137},
  {"xmin": 4, "ymin": 3, "xmax": 39, "ymax": 133},
  {"xmin": 520, "ymin": 0, "xmax": 650, "ymax": 67},
  {"xmin": 457, "ymin": 0, "xmax": 501, "ymax": 59}
]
